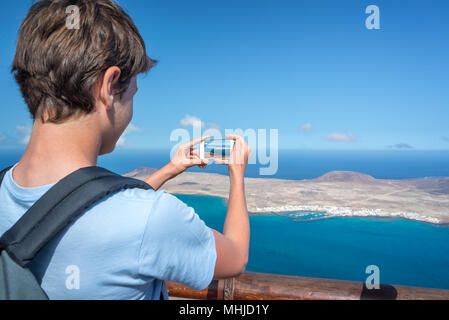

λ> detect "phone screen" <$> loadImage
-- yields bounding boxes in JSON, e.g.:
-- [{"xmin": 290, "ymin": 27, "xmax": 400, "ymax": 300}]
[{"xmin": 200, "ymin": 139, "xmax": 234, "ymax": 160}]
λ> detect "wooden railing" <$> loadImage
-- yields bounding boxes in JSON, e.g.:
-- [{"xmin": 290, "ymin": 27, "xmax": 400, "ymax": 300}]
[{"xmin": 167, "ymin": 272, "xmax": 449, "ymax": 300}]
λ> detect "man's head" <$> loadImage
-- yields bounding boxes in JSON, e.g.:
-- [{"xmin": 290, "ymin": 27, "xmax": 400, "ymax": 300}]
[{"xmin": 12, "ymin": 0, "xmax": 156, "ymax": 154}]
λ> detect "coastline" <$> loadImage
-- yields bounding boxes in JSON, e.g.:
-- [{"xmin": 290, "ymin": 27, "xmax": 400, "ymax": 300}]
[
  {"xmin": 254, "ymin": 205, "xmax": 442, "ymax": 224},
  {"xmin": 125, "ymin": 168, "xmax": 449, "ymax": 225},
  {"xmin": 175, "ymin": 192, "xmax": 443, "ymax": 225}
]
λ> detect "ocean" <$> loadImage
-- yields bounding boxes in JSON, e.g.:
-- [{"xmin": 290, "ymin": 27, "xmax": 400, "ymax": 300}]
[
  {"xmin": 175, "ymin": 194, "xmax": 449, "ymax": 290},
  {"xmin": 3, "ymin": 148, "xmax": 449, "ymax": 180},
  {"xmin": 2, "ymin": 148, "xmax": 449, "ymax": 289},
  {"xmin": 102, "ymin": 149, "xmax": 449, "ymax": 180}
]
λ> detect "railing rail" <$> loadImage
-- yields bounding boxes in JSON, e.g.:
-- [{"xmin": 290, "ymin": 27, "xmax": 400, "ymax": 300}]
[{"xmin": 167, "ymin": 272, "xmax": 449, "ymax": 300}]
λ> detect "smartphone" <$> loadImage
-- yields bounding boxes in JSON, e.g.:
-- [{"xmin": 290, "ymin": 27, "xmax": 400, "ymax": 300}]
[{"xmin": 199, "ymin": 139, "xmax": 234, "ymax": 161}]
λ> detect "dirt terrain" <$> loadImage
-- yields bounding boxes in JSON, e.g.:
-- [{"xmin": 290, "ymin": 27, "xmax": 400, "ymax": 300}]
[{"xmin": 125, "ymin": 167, "xmax": 449, "ymax": 224}]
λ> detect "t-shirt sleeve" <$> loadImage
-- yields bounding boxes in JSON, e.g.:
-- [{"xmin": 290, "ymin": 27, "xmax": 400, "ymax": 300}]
[{"xmin": 138, "ymin": 191, "xmax": 217, "ymax": 290}]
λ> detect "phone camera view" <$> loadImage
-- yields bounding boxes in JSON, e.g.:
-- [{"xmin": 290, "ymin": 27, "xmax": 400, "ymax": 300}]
[{"xmin": 201, "ymin": 139, "xmax": 234, "ymax": 161}]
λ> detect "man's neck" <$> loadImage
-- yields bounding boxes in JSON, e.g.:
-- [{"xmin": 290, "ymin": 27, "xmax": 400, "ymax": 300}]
[{"xmin": 12, "ymin": 120, "xmax": 103, "ymax": 188}]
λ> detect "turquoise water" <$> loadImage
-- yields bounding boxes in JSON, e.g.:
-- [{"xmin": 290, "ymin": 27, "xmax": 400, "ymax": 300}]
[{"xmin": 174, "ymin": 194, "xmax": 449, "ymax": 290}]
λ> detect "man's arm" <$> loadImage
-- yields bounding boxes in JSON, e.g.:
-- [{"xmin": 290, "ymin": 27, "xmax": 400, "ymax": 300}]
[
  {"xmin": 144, "ymin": 162, "xmax": 180, "ymax": 191},
  {"xmin": 144, "ymin": 136, "xmax": 210, "ymax": 190},
  {"xmin": 145, "ymin": 134, "xmax": 251, "ymax": 280},
  {"xmin": 211, "ymin": 135, "xmax": 250, "ymax": 279}
]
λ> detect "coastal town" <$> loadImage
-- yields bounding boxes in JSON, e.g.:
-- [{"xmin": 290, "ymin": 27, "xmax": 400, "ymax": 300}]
[{"xmin": 255, "ymin": 205, "xmax": 441, "ymax": 224}]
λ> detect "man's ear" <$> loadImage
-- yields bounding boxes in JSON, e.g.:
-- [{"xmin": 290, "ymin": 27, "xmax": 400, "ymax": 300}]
[{"xmin": 99, "ymin": 66, "xmax": 121, "ymax": 110}]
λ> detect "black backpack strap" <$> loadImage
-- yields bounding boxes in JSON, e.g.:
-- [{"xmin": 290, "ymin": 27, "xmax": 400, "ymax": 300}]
[
  {"xmin": 0, "ymin": 166, "xmax": 153, "ymax": 267},
  {"xmin": 0, "ymin": 166, "xmax": 13, "ymax": 186}
]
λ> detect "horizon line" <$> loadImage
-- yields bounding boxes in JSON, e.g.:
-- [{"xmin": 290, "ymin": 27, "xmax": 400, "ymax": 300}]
[{"xmin": 2, "ymin": 147, "xmax": 449, "ymax": 152}]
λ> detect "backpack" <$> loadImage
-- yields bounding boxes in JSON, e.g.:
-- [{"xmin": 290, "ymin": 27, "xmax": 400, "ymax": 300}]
[{"xmin": 0, "ymin": 165, "xmax": 155, "ymax": 300}]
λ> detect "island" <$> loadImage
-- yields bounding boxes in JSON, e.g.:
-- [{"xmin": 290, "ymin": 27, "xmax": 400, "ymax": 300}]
[{"xmin": 124, "ymin": 167, "xmax": 449, "ymax": 224}]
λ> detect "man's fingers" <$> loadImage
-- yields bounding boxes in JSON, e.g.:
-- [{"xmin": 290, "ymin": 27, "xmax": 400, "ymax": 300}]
[
  {"xmin": 190, "ymin": 149, "xmax": 200, "ymax": 157},
  {"xmin": 225, "ymin": 134, "xmax": 240, "ymax": 141},
  {"xmin": 186, "ymin": 136, "xmax": 211, "ymax": 148},
  {"xmin": 213, "ymin": 158, "xmax": 230, "ymax": 165},
  {"xmin": 191, "ymin": 158, "xmax": 209, "ymax": 166},
  {"xmin": 225, "ymin": 134, "xmax": 247, "ymax": 143}
]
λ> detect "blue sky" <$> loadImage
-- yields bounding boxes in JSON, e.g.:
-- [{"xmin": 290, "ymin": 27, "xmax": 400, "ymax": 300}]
[{"xmin": 0, "ymin": 0, "xmax": 448, "ymax": 150}]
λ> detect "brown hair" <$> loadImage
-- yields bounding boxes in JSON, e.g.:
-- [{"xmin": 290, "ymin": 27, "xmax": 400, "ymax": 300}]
[{"xmin": 12, "ymin": 0, "xmax": 156, "ymax": 123}]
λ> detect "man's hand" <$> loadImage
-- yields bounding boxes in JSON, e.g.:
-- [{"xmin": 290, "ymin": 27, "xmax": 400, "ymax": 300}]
[
  {"xmin": 144, "ymin": 136, "xmax": 210, "ymax": 190},
  {"xmin": 214, "ymin": 134, "xmax": 250, "ymax": 179},
  {"xmin": 169, "ymin": 136, "xmax": 211, "ymax": 176}
]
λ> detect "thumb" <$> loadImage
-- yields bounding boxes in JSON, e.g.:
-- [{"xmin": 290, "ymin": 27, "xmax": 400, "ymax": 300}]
[
  {"xmin": 213, "ymin": 158, "xmax": 230, "ymax": 165},
  {"xmin": 191, "ymin": 158, "xmax": 209, "ymax": 166}
]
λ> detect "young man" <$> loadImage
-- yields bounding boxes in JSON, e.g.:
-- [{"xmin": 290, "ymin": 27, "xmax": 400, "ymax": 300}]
[{"xmin": 0, "ymin": 0, "xmax": 250, "ymax": 299}]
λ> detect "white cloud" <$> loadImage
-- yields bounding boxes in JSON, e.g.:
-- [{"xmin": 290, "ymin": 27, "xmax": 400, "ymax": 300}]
[
  {"xmin": 179, "ymin": 115, "xmax": 221, "ymax": 131},
  {"xmin": 16, "ymin": 125, "xmax": 32, "ymax": 145},
  {"xmin": 326, "ymin": 132, "xmax": 357, "ymax": 143},
  {"xmin": 299, "ymin": 123, "xmax": 315, "ymax": 133},
  {"xmin": 207, "ymin": 122, "xmax": 221, "ymax": 130},
  {"xmin": 117, "ymin": 123, "xmax": 142, "ymax": 147},
  {"xmin": 179, "ymin": 115, "xmax": 205, "ymax": 128}
]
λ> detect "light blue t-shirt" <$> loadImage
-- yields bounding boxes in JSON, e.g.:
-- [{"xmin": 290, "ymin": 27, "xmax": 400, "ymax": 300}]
[{"xmin": 0, "ymin": 164, "xmax": 217, "ymax": 300}]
